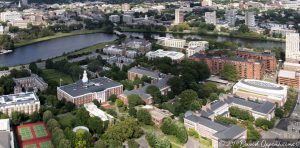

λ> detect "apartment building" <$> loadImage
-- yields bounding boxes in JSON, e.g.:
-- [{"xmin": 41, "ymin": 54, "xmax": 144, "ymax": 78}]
[
  {"xmin": 0, "ymin": 92, "xmax": 40, "ymax": 117},
  {"xmin": 205, "ymin": 11, "xmax": 216, "ymax": 25},
  {"xmin": 142, "ymin": 105, "xmax": 173, "ymax": 127},
  {"xmin": 278, "ymin": 70, "xmax": 300, "ymax": 88},
  {"xmin": 156, "ymin": 37, "xmax": 186, "ymax": 48},
  {"xmin": 121, "ymin": 38, "xmax": 152, "ymax": 54},
  {"xmin": 146, "ymin": 49, "xmax": 185, "ymax": 61},
  {"xmin": 236, "ymin": 50, "xmax": 277, "ymax": 72},
  {"xmin": 191, "ymin": 53, "xmax": 264, "ymax": 80},
  {"xmin": 57, "ymin": 71, "xmax": 123, "ymax": 106}
]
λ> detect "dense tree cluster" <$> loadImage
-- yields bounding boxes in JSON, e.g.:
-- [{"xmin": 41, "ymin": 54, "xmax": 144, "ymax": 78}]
[
  {"xmin": 137, "ymin": 109, "xmax": 152, "ymax": 125},
  {"xmin": 127, "ymin": 94, "xmax": 145, "ymax": 107},
  {"xmin": 220, "ymin": 64, "xmax": 239, "ymax": 82},
  {"xmin": 214, "ymin": 115, "xmax": 237, "ymax": 126},
  {"xmin": 146, "ymin": 132, "xmax": 171, "ymax": 148},
  {"xmin": 254, "ymin": 118, "xmax": 275, "ymax": 130},
  {"xmin": 229, "ymin": 107, "xmax": 254, "ymax": 121},
  {"xmin": 0, "ymin": 35, "xmax": 14, "ymax": 50},
  {"xmin": 160, "ymin": 118, "xmax": 188, "ymax": 143},
  {"xmin": 102, "ymin": 117, "xmax": 143, "ymax": 143}
]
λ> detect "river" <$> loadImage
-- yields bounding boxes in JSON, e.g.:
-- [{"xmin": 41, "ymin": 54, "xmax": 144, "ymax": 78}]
[
  {"xmin": 0, "ymin": 33, "xmax": 116, "ymax": 67},
  {"xmin": 124, "ymin": 32, "xmax": 285, "ymax": 49},
  {"xmin": 0, "ymin": 32, "xmax": 285, "ymax": 67}
]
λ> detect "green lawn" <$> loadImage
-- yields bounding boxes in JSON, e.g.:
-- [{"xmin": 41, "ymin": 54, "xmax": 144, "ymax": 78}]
[
  {"xmin": 18, "ymin": 127, "xmax": 33, "ymax": 141},
  {"xmin": 33, "ymin": 125, "xmax": 48, "ymax": 138},
  {"xmin": 24, "ymin": 144, "xmax": 37, "ymax": 148},
  {"xmin": 39, "ymin": 141, "xmax": 52, "ymax": 148},
  {"xmin": 42, "ymin": 69, "xmax": 74, "ymax": 85},
  {"xmin": 199, "ymin": 136, "xmax": 212, "ymax": 148}
]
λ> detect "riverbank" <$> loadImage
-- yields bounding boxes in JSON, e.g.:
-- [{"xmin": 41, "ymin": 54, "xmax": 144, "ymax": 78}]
[
  {"xmin": 121, "ymin": 28, "xmax": 285, "ymax": 42},
  {"xmin": 15, "ymin": 29, "xmax": 111, "ymax": 48}
]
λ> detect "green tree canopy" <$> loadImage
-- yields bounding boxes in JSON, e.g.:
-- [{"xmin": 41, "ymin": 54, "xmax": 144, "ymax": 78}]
[
  {"xmin": 128, "ymin": 94, "xmax": 144, "ymax": 107},
  {"xmin": 220, "ymin": 64, "xmax": 239, "ymax": 82},
  {"xmin": 137, "ymin": 109, "xmax": 152, "ymax": 125}
]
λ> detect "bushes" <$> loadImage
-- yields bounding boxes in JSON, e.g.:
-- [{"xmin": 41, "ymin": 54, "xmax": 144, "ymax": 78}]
[
  {"xmin": 160, "ymin": 118, "xmax": 188, "ymax": 143},
  {"xmin": 127, "ymin": 94, "xmax": 144, "ymax": 107},
  {"xmin": 214, "ymin": 115, "xmax": 237, "ymax": 126},
  {"xmin": 247, "ymin": 124, "xmax": 261, "ymax": 142},
  {"xmin": 255, "ymin": 118, "xmax": 275, "ymax": 130},
  {"xmin": 229, "ymin": 107, "xmax": 254, "ymax": 121},
  {"xmin": 188, "ymin": 128, "xmax": 199, "ymax": 139},
  {"xmin": 146, "ymin": 132, "xmax": 171, "ymax": 148},
  {"xmin": 137, "ymin": 109, "xmax": 153, "ymax": 125}
]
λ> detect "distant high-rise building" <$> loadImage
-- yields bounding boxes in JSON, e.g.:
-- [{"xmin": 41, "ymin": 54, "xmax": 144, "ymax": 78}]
[
  {"xmin": 22, "ymin": 0, "xmax": 28, "ymax": 6},
  {"xmin": 109, "ymin": 15, "xmax": 120, "ymax": 23},
  {"xmin": 121, "ymin": 3, "xmax": 130, "ymax": 12},
  {"xmin": 122, "ymin": 14, "xmax": 133, "ymax": 24},
  {"xmin": 225, "ymin": 9, "xmax": 236, "ymax": 27},
  {"xmin": 174, "ymin": 9, "xmax": 184, "ymax": 25},
  {"xmin": 201, "ymin": 0, "xmax": 212, "ymax": 6},
  {"xmin": 286, "ymin": 33, "xmax": 300, "ymax": 62},
  {"xmin": 205, "ymin": 11, "xmax": 216, "ymax": 25},
  {"xmin": 245, "ymin": 11, "xmax": 255, "ymax": 27}
]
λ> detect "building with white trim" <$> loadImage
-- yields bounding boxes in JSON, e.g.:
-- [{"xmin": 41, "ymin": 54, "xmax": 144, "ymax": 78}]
[
  {"xmin": 84, "ymin": 103, "xmax": 114, "ymax": 122},
  {"xmin": 0, "ymin": 92, "xmax": 40, "ymax": 117},
  {"xmin": 156, "ymin": 37, "xmax": 186, "ymax": 48},
  {"xmin": 0, "ymin": 119, "xmax": 14, "ymax": 148},
  {"xmin": 57, "ymin": 71, "xmax": 123, "ymax": 106},
  {"xmin": 233, "ymin": 79, "xmax": 288, "ymax": 106},
  {"xmin": 146, "ymin": 49, "xmax": 184, "ymax": 61}
]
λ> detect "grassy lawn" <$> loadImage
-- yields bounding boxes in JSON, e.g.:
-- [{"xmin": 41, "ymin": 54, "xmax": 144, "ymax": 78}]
[
  {"xmin": 141, "ymin": 124, "xmax": 159, "ymax": 133},
  {"xmin": 199, "ymin": 136, "xmax": 212, "ymax": 148},
  {"xmin": 15, "ymin": 29, "xmax": 107, "ymax": 48},
  {"xmin": 33, "ymin": 125, "xmax": 48, "ymax": 138},
  {"xmin": 42, "ymin": 69, "xmax": 74, "ymax": 85},
  {"xmin": 19, "ymin": 127, "xmax": 33, "ymax": 141}
]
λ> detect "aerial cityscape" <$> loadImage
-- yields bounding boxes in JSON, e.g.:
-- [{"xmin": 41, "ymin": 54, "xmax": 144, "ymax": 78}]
[{"xmin": 0, "ymin": 0, "xmax": 300, "ymax": 148}]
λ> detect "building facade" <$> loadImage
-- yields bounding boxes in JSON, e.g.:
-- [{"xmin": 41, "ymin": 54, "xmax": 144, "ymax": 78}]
[
  {"xmin": 156, "ymin": 37, "xmax": 186, "ymax": 48},
  {"xmin": 174, "ymin": 9, "xmax": 184, "ymax": 25},
  {"xmin": 233, "ymin": 79, "xmax": 288, "ymax": 106},
  {"xmin": 146, "ymin": 49, "xmax": 185, "ymax": 61},
  {"xmin": 0, "ymin": 92, "xmax": 40, "ymax": 117},
  {"xmin": 191, "ymin": 54, "xmax": 264, "ymax": 80},
  {"xmin": 225, "ymin": 9, "xmax": 236, "ymax": 27},
  {"xmin": 14, "ymin": 74, "xmax": 48, "ymax": 93},
  {"xmin": 205, "ymin": 11, "xmax": 216, "ymax": 25},
  {"xmin": 245, "ymin": 11, "xmax": 255, "ymax": 27},
  {"xmin": 236, "ymin": 50, "xmax": 277, "ymax": 72},
  {"xmin": 285, "ymin": 33, "xmax": 300, "ymax": 62},
  {"xmin": 57, "ymin": 71, "xmax": 123, "ymax": 106}
]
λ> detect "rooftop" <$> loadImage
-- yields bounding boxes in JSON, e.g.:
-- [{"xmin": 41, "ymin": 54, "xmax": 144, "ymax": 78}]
[
  {"xmin": 128, "ymin": 67, "xmax": 161, "ymax": 79},
  {"xmin": 146, "ymin": 49, "xmax": 184, "ymax": 60},
  {"xmin": 278, "ymin": 70, "xmax": 296, "ymax": 79},
  {"xmin": 0, "ymin": 92, "xmax": 39, "ymax": 107},
  {"xmin": 58, "ymin": 77, "xmax": 122, "ymax": 98},
  {"xmin": 84, "ymin": 103, "xmax": 114, "ymax": 121},
  {"xmin": 185, "ymin": 115, "xmax": 227, "ymax": 132}
]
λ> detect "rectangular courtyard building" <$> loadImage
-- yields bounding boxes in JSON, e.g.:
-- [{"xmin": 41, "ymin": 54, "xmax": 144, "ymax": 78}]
[
  {"xmin": 0, "ymin": 92, "xmax": 40, "ymax": 117},
  {"xmin": 57, "ymin": 71, "xmax": 123, "ymax": 106}
]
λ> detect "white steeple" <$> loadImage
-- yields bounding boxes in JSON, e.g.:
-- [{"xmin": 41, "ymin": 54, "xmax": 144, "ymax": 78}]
[
  {"xmin": 82, "ymin": 70, "xmax": 88, "ymax": 83},
  {"xmin": 18, "ymin": 1, "xmax": 21, "ymax": 8}
]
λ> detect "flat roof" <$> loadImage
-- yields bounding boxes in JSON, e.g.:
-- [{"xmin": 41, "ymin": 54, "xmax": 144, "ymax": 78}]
[
  {"xmin": 146, "ymin": 49, "xmax": 184, "ymax": 60},
  {"xmin": 185, "ymin": 115, "xmax": 227, "ymax": 132},
  {"xmin": 128, "ymin": 67, "xmax": 161, "ymax": 79},
  {"xmin": 0, "ymin": 92, "xmax": 39, "ymax": 107},
  {"xmin": 278, "ymin": 70, "xmax": 296, "ymax": 79},
  {"xmin": 58, "ymin": 77, "xmax": 122, "ymax": 98}
]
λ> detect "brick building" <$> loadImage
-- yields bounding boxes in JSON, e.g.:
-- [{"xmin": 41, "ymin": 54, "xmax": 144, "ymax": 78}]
[
  {"xmin": 191, "ymin": 53, "xmax": 264, "ymax": 80},
  {"xmin": 57, "ymin": 71, "xmax": 123, "ymax": 106},
  {"xmin": 0, "ymin": 92, "xmax": 40, "ymax": 117},
  {"xmin": 278, "ymin": 70, "xmax": 300, "ymax": 88},
  {"xmin": 236, "ymin": 50, "xmax": 277, "ymax": 72},
  {"xmin": 14, "ymin": 74, "xmax": 48, "ymax": 93}
]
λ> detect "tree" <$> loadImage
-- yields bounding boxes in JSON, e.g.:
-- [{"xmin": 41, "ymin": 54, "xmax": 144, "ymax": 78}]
[
  {"xmin": 11, "ymin": 111, "xmax": 24, "ymax": 125},
  {"xmin": 58, "ymin": 139, "xmax": 72, "ymax": 148},
  {"xmin": 93, "ymin": 99, "xmax": 100, "ymax": 107},
  {"xmin": 43, "ymin": 110, "xmax": 53, "ymax": 123},
  {"xmin": 160, "ymin": 118, "xmax": 188, "ymax": 143},
  {"xmin": 146, "ymin": 132, "xmax": 171, "ymax": 148},
  {"xmin": 137, "ymin": 109, "xmax": 152, "ymax": 125},
  {"xmin": 108, "ymin": 94, "xmax": 118, "ymax": 102},
  {"xmin": 94, "ymin": 139, "xmax": 106, "ymax": 148},
  {"xmin": 238, "ymin": 24, "xmax": 250, "ymax": 33},
  {"xmin": 59, "ymin": 114, "xmax": 74, "ymax": 129},
  {"xmin": 106, "ymin": 109, "xmax": 117, "ymax": 117},
  {"xmin": 275, "ymin": 107, "xmax": 284, "ymax": 118},
  {"xmin": 47, "ymin": 119, "xmax": 60, "ymax": 132},
  {"xmin": 45, "ymin": 59, "xmax": 54, "ymax": 69},
  {"xmin": 128, "ymin": 94, "xmax": 144, "ymax": 107},
  {"xmin": 0, "ymin": 87, "xmax": 4, "ymax": 95},
  {"xmin": 29, "ymin": 112, "xmax": 40, "ymax": 122},
  {"xmin": 75, "ymin": 107, "xmax": 90, "ymax": 126},
  {"xmin": 102, "ymin": 117, "xmax": 143, "ymax": 142},
  {"xmin": 128, "ymin": 139, "xmax": 138, "ymax": 148},
  {"xmin": 178, "ymin": 89, "xmax": 198, "ymax": 111},
  {"xmin": 167, "ymin": 77, "xmax": 185, "ymax": 95},
  {"xmin": 128, "ymin": 107, "xmax": 137, "ymax": 117},
  {"xmin": 0, "ymin": 35, "xmax": 14, "ymax": 50},
  {"xmin": 75, "ymin": 129, "xmax": 91, "ymax": 148},
  {"xmin": 87, "ymin": 116, "xmax": 103, "ymax": 134},
  {"xmin": 29, "ymin": 62, "xmax": 41, "ymax": 75},
  {"xmin": 229, "ymin": 107, "xmax": 254, "ymax": 121},
  {"xmin": 214, "ymin": 115, "xmax": 237, "ymax": 125},
  {"xmin": 115, "ymin": 99, "xmax": 124, "ymax": 107},
  {"xmin": 220, "ymin": 64, "xmax": 239, "ymax": 82},
  {"xmin": 255, "ymin": 118, "xmax": 275, "ymax": 130},
  {"xmin": 52, "ymin": 127, "xmax": 66, "ymax": 146},
  {"xmin": 146, "ymin": 85, "xmax": 161, "ymax": 103}
]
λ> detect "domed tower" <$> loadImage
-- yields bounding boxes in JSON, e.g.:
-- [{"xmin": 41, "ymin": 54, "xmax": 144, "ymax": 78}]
[{"xmin": 82, "ymin": 70, "xmax": 88, "ymax": 83}]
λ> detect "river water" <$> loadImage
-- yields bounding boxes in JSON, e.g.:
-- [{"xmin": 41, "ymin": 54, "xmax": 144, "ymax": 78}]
[{"xmin": 0, "ymin": 32, "xmax": 285, "ymax": 67}]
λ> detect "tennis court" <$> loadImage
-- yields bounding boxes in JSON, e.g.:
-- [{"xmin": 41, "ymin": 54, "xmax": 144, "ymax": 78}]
[
  {"xmin": 23, "ymin": 144, "xmax": 37, "ymax": 148},
  {"xmin": 18, "ymin": 127, "xmax": 33, "ymax": 141},
  {"xmin": 33, "ymin": 125, "xmax": 48, "ymax": 138},
  {"xmin": 39, "ymin": 141, "xmax": 52, "ymax": 148}
]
